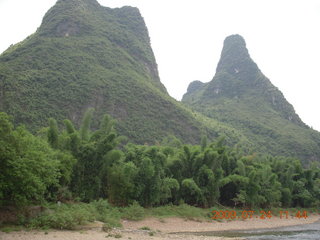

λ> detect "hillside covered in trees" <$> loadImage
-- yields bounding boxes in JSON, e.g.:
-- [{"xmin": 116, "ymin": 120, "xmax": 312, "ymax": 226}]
[
  {"xmin": 1, "ymin": 0, "xmax": 320, "ymax": 164},
  {"xmin": 182, "ymin": 35, "xmax": 320, "ymax": 163},
  {"xmin": 0, "ymin": 0, "xmax": 207, "ymax": 144}
]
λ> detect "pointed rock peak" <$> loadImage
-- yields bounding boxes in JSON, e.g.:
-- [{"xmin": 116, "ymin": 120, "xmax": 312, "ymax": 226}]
[
  {"xmin": 220, "ymin": 34, "xmax": 249, "ymax": 60},
  {"xmin": 216, "ymin": 34, "xmax": 259, "ymax": 77},
  {"xmin": 224, "ymin": 34, "xmax": 247, "ymax": 49}
]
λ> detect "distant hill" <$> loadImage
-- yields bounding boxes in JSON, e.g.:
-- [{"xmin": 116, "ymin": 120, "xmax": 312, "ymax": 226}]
[{"xmin": 182, "ymin": 35, "xmax": 320, "ymax": 163}]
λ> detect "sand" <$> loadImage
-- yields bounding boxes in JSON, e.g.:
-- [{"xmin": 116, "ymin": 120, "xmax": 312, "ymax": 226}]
[{"xmin": 1, "ymin": 214, "xmax": 319, "ymax": 240}]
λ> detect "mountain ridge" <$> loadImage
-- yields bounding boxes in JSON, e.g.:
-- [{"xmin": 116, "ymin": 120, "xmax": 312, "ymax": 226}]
[
  {"xmin": 0, "ymin": 1, "xmax": 319, "ymax": 163},
  {"xmin": 0, "ymin": 0, "xmax": 250, "ymax": 147}
]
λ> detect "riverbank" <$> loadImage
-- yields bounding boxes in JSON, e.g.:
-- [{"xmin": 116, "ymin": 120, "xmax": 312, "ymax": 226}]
[{"xmin": 1, "ymin": 213, "xmax": 319, "ymax": 240}]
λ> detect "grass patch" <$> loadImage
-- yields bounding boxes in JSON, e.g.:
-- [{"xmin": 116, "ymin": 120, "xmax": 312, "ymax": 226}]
[
  {"xmin": 138, "ymin": 226, "xmax": 156, "ymax": 236},
  {"xmin": 139, "ymin": 226, "xmax": 151, "ymax": 231},
  {"xmin": 0, "ymin": 225, "xmax": 23, "ymax": 233},
  {"xmin": 106, "ymin": 233, "xmax": 122, "ymax": 238},
  {"xmin": 147, "ymin": 203, "xmax": 209, "ymax": 221}
]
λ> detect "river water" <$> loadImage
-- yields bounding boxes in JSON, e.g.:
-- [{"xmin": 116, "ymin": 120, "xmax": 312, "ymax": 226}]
[
  {"xmin": 244, "ymin": 220, "xmax": 320, "ymax": 240},
  {"xmin": 179, "ymin": 220, "xmax": 320, "ymax": 239}
]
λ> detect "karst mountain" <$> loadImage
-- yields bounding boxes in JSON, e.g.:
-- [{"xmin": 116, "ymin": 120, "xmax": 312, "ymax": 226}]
[
  {"xmin": 0, "ymin": 0, "xmax": 207, "ymax": 143},
  {"xmin": 182, "ymin": 34, "xmax": 320, "ymax": 162}
]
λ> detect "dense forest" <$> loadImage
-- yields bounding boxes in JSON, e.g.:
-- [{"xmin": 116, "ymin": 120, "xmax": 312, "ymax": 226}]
[{"xmin": 1, "ymin": 110, "xmax": 319, "ymax": 211}]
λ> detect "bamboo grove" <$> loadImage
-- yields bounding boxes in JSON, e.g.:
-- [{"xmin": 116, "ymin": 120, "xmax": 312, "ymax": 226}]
[{"xmin": 1, "ymin": 110, "xmax": 319, "ymax": 209}]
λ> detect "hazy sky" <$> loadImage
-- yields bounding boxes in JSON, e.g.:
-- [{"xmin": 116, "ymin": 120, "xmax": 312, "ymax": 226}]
[{"xmin": 1, "ymin": 0, "xmax": 320, "ymax": 130}]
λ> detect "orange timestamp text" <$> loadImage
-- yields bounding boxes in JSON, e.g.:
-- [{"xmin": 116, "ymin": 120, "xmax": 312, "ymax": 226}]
[{"xmin": 211, "ymin": 210, "xmax": 308, "ymax": 220}]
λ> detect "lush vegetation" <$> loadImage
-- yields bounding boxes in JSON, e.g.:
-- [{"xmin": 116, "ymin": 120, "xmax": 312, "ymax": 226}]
[
  {"xmin": 182, "ymin": 35, "xmax": 320, "ymax": 163},
  {"xmin": 1, "ymin": 1, "xmax": 320, "ymax": 231},
  {"xmin": 1, "ymin": 111, "xmax": 319, "ymax": 228}
]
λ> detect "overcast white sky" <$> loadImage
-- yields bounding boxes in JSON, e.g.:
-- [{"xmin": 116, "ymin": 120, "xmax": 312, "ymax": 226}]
[{"xmin": 1, "ymin": 0, "xmax": 320, "ymax": 130}]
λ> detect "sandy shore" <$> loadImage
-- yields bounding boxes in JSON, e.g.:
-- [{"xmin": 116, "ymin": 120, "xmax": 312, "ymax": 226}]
[{"xmin": 1, "ymin": 214, "xmax": 319, "ymax": 240}]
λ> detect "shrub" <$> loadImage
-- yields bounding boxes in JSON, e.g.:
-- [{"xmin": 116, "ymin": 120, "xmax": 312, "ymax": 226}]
[
  {"xmin": 28, "ymin": 203, "xmax": 95, "ymax": 230},
  {"xmin": 121, "ymin": 201, "xmax": 145, "ymax": 221}
]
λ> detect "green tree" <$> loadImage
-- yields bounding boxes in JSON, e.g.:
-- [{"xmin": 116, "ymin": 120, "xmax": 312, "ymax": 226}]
[
  {"xmin": 108, "ymin": 161, "xmax": 138, "ymax": 206},
  {"xmin": 47, "ymin": 118, "xmax": 59, "ymax": 149},
  {"xmin": 159, "ymin": 177, "xmax": 180, "ymax": 204},
  {"xmin": 79, "ymin": 108, "xmax": 94, "ymax": 141},
  {"xmin": 0, "ymin": 112, "xmax": 60, "ymax": 206},
  {"xmin": 70, "ymin": 112, "xmax": 122, "ymax": 201},
  {"xmin": 180, "ymin": 178, "xmax": 203, "ymax": 205}
]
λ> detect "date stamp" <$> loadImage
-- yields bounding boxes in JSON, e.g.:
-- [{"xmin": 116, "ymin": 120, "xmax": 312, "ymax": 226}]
[{"xmin": 211, "ymin": 210, "xmax": 308, "ymax": 220}]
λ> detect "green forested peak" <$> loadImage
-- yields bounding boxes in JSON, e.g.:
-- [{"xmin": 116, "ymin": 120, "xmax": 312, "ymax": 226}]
[
  {"xmin": 182, "ymin": 34, "xmax": 317, "ymax": 162},
  {"xmin": 34, "ymin": 0, "xmax": 166, "ymax": 92},
  {"xmin": 0, "ymin": 0, "xmax": 181, "ymax": 142}
]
